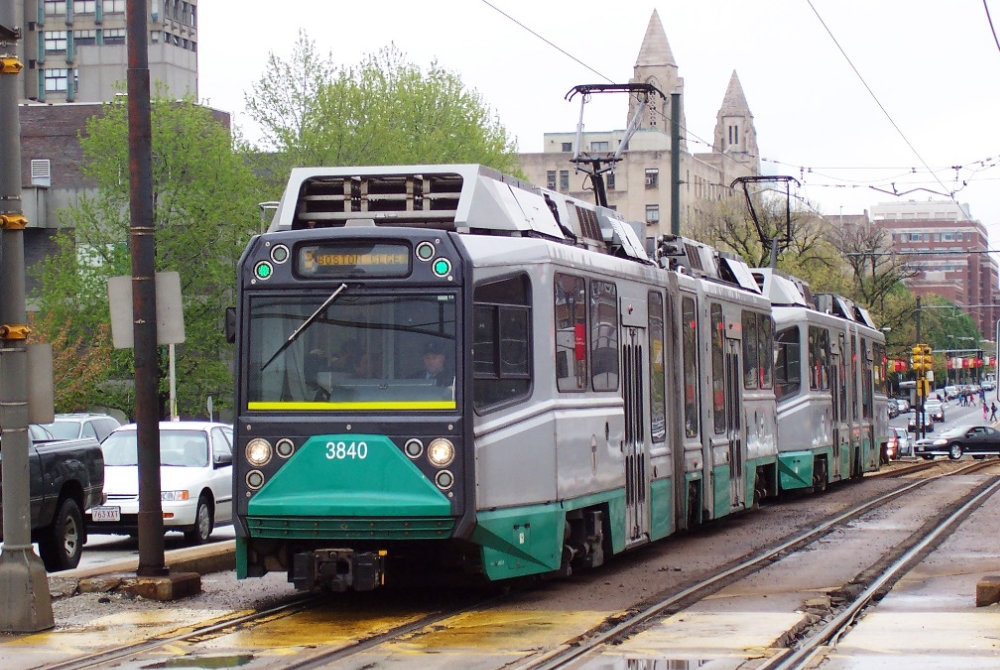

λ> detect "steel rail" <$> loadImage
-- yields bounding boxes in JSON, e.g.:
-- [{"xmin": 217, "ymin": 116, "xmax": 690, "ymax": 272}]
[
  {"xmin": 513, "ymin": 459, "xmax": 998, "ymax": 670},
  {"xmin": 760, "ymin": 474, "xmax": 1000, "ymax": 670}
]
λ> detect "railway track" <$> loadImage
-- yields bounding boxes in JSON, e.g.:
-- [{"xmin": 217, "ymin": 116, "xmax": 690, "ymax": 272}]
[
  {"xmin": 13, "ymin": 460, "xmax": 997, "ymax": 670},
  {"xmin": 509, "ymin": 459, "xmax": 1000, "ymax": 670}
]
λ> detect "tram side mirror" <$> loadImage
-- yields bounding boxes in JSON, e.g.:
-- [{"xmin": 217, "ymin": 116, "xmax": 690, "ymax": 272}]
[{"xmin": 224, "ymin": 307, "xmax": 236, "ymax": 344}]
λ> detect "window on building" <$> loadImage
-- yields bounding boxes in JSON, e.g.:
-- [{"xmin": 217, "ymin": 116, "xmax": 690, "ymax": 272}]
[
  {"xmin": 606, "ymin": 172, "xmax": 615, "ymax": 190},
  {"xmin": 646, "ymin": 204, "xmax": 659, "ymax": 224},
  {"xmin": 44, "ymin": 0, "xmax": 66, "ymax": 15},
  {"xmin": 590, "ymin": 281, "xmax": 618, "ymax": 392},
  {"xmin": 101, "ymin": 28, "xmax": 126, "ymax": 44},
  {"xmin": 645, "ymin": 168, "xmax": 659, "ymax": 189},
  {"xmin": 44, "ymin": 68, "xmax": 68, "ymax": 92},
  {"xmin": 73, "ymin": 0, "xmax": 96, "ymax": 13},
  {"xmin": 591, "ymin": 141, "xmax": 609, "ymax": 152},
  {"xmin": 473, "ymin": 274, "xmax": 532, "ymax": 412},
  {"xmin": 44, "ymin": 31, "xmax": 68, "ymax": 52},
  {"xmin": 103, "ymin": 0, "xmax": 125, "ymax": 13},
  {"xmin": 554, "ymin": 274, "xmax": 587, "ymax": 392},
  {"xmin": 561, "ymin": 142, "xmax": 572, "ymax": 152},
  {"xmin": 546, "ymin": 170, "xmax": 556, "ymax": 190},
  {"xmin": 559, "ymin": 170, "xmax": 569, "ymax": 191},
  {"xmin": 73, "ymin": 29, "xmax": 97, "ymax": 45},
  {"xmin": 728, "ymin": 125, "xmax": 739, "ymax": 145}
]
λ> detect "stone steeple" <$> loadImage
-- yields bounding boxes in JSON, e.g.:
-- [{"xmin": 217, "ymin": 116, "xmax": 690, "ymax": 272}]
[
  {"xmin": 629, "ymin": 9, "xmax": 685, "ymax": 145},
  {"xmin": 712, "ymin": 70, "xmax": 758, "ymax": 166}
]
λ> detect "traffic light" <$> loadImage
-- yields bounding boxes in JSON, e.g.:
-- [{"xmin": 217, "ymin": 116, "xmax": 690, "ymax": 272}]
[{"xmin": 911, "ymin": 343, "xmax": 934, "ymax": 372}]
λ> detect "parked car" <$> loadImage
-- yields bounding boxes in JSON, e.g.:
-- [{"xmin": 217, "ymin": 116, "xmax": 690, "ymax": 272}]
[
  {"xmin": 87, "ymin": 421, "xmax": 234, "ymax": 544},
  {"xmin": 887, "ymin": 402, "xmax": 899, "ymax": 419},
  {"xmin": 37, "ymin": 413, "xmax": 121, "ymax": 443},
  {"xmin": 893, "ymin": 398, "xmax": 911, "ymax": 413},
  {"xmin": 914, "ymin": 424, "xmax": 1000, "ymax": 460},
  {"xmin": 0, "ymin": 425, "xmax": 104, "ymax": 571},
  {"xmin": 924, "ymin": 399, "xmax": 945, "ymax": 423},
  {"xmin": 908, "ymin": 412, "xmax": 934, "ymax": 433}
]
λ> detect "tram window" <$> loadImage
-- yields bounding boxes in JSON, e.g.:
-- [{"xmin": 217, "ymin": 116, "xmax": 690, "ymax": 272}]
[
  {"xmin": 473, "ymin": 274, "xmax": 532, "ymax": 412},
  {"xmin": 851, "ymin": 337, "xmax": 859, "ymax": 418},
  {"xmin": 808, "ymin": 326, "xmax": 830, "ymax": 391},
  {"xmin": 681, "ymin": 296, "xmax": 699, "ymax": 438},
  {"xmin": 775, "ymin": 326, "xmax": 801, "ymax": 401},
  {"xmin": 759, "ymin": 315, "xmax": 773, "ymax": 389},
  {"xmin": 555, "ymin": 274, "xmax": 588, "ymax": 392},
  {"xmin": 590, "ymin": 281, "xmax": 618, "ymax": 392},
  {"xmin": 711, "ymin": 304, "xmax": 725, "ymax": 434},
  {"xmin": 873, "ymin": 343, "xmax": 887, "ymax": 395},
  {"xmin": 648, "ymin": 291, "xmax": 666, "ymax": 442},
  {"xmin": 861, "ymin": 339, "xmax": 873, "ymax": 419},
  {"xmin": 742, "ymin": 311, "xmax": 759, "ymax": 390}
]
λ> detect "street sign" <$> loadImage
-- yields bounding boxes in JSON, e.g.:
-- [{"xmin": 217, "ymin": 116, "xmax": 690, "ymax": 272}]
[{"xmin": 107, "ymin": 272, "xmax": 185, "ymax": 349}]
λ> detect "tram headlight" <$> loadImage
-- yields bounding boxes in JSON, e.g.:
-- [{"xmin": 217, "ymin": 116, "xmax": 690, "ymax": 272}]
[
  {"xmin": 427, "ymin": 438, "xmax": 455, "ymax": 467},
  {"xmin": 246, "ymin": 438, "xmax": 272, "ymax": 466},
  {"xmin": 275, "ymin": 438, "xmax": 295, "ymax": 458}
]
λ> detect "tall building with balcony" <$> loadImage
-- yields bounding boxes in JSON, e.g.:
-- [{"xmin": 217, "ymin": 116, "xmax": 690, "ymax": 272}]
[
  {"xmin": 519, "ymin": 10, "xmax": 760, "ymax": 237},
  {"xmin": 872, "ymin": 200, "xmax": 1000, "ymax": 336},
  {"xmin": 20, "ymin": 0, "xmax": 197, "ymax": 103}
]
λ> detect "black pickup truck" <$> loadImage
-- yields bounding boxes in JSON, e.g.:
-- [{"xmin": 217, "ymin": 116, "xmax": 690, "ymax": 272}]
[{"xmin": 0, "ymin": 425, "xmax": 104, "ymax": 571}]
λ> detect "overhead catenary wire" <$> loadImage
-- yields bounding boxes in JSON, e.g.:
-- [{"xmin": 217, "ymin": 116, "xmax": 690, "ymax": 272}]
[
  {"xmin": 481, "ymin": 0, "xmax": 993, "ymax": 217},
  {"xmin": 805, "ymin": 0, "xmax": 963, "ymax": 216}
]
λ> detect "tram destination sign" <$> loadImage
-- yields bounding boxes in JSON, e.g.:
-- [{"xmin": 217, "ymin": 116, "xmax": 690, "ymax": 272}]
[{"xmin": 296, "ymin": 242, "xmax": 411, "ymax": 278}]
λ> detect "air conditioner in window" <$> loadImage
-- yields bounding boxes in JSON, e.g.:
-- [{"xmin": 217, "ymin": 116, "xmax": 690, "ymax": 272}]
[{"xmin": 30, "ymin": 159, "xmax": 51, "ymax": 187}]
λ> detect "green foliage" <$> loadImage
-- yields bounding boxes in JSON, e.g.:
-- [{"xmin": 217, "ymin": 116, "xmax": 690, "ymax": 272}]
[
  {"xmin": 246, "ymin": 34, "xmax": 520, "ymax": 194},
  {"xmin": 31, "ymin": 93, "xmax": 261, "ymax": 419}
]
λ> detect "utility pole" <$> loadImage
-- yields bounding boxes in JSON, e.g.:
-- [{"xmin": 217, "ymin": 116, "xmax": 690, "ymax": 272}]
[
  {"xmin": 127, "ymin": 0, "xmax": 167, "ymax": 577},
  {"xmin": 670, "ymin": 92, "xmax": 680, "ymax": 236},
  {"xmin": 0, "ymin": 0, "xmax": 54, "ymax": 631}
]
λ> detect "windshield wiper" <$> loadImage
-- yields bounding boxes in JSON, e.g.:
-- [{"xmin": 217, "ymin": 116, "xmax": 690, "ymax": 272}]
[{"xmin": 260, "ymin": 283, "xmax": 348, "ymax": 372}]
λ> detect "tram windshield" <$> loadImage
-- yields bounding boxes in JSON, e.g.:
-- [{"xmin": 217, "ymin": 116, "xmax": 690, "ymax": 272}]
[{"xmin": 246, "ymin": 291, "xmax": 457, "ymax": 410}]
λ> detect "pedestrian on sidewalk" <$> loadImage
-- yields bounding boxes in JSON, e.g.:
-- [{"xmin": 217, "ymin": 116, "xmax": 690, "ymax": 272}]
[
  {"xmin": 991, "ymin": 402, "xmax": 998, "ymax": 422},
  {"xmin": 984, "ymin": 402, "xmax": 989, "ymax": 420}
]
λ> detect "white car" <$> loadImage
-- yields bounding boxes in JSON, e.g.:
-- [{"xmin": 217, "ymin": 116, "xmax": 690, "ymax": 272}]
[{"xmin": 87, "ymin": 421, "xmax": 234, "ymax": 544}]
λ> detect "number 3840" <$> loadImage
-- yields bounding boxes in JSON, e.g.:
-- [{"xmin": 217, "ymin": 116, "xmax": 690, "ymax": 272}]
[{"xmin": 325, "ymin": 441, "xmax": 369, "ymax": 460}]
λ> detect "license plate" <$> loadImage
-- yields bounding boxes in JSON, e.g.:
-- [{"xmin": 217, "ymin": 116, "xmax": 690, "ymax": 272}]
[{"xmin": 91, "ymin": 506, "xmax": 121, "ymax": 522}]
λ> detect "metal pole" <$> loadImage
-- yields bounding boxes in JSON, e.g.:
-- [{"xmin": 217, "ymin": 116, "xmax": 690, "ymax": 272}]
[
  {"xmin": 0, "ymin": 0, "xmax": 54, "ymax": 631},
  {"xmin": 916, "ymin": 296, "xmax": 924, "ymax": 440},
  {"xmin": 670, "ymin": 92, "xmax": 681, "ymax": 237},
  {"xmin": 127, "ymin": 0, "xmax": 167, "ymax": 577}
]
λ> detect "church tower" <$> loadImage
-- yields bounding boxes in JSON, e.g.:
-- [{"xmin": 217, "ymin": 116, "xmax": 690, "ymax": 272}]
[
  {"xmin": 628, "ymin": 10, "xmax": 686, "ymax": 150},
  {"xmin": 712, "ymin": 70, "xmax": 758, "ymax": 169}
]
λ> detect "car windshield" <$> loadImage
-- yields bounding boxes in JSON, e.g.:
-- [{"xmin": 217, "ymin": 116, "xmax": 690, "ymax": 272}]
[
  {"xmin": 102, "ymin": 430, "xmax": 209, "ymax": 467},
  {"xmin": 246, "ymin": 291, "xmax": 458, "ymax": 410},
  {"xmin": 36, "ymin": 421, "xmax": 80, "ymax": 440}
]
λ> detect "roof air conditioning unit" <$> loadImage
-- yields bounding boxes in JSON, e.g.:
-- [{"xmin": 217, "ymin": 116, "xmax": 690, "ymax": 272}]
[{"xmin": 31, "ymin": 159, "xmax": 51, "ymax": 187}]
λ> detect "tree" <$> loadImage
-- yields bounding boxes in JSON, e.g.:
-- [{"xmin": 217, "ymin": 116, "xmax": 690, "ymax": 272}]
[
  {"xmin": 831, "ymin": 220, "xmax": 916, "ymax": 314},
  {"xmin": 31, "ymin": 92, "xmax": 261, "ymax": 418},
  {"xmin": 693, "ymin": 193, "xmax": 831, "ymax": 272},
  {"xmin": 246, "ymin": 38, "xmax": 520, "ymax": 190}
]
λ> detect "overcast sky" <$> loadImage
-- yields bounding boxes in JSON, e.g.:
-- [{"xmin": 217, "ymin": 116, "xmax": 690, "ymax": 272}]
[{"xmin": 198, "ymin": 1, "xmax": 1000, "ymax": 235}]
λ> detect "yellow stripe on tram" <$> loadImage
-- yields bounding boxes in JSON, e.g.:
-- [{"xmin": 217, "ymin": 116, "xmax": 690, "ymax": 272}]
[{"xmin": 247, "ymin": 401, "xmax": 457, "ymax": 411}]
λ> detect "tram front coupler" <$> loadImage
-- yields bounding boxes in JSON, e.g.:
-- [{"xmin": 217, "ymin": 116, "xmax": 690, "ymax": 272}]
[{"xmin": 291, "ymin": 548, "xmax": 386, "ymax": 592}]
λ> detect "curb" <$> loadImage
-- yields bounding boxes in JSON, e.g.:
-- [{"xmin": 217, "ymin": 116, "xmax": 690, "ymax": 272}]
[{"xmin": 48, "ymin": 540, "xmax": 235, "ymax": 599}]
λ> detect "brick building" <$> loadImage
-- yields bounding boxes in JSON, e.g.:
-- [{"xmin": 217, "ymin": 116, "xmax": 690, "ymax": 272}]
[{"xmin": 871, "ymin": 200, "xmax": 1000, "ymax": 336}]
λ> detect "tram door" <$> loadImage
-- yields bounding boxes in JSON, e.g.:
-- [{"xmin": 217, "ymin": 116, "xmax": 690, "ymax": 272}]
[
  {"xmin": 724, "ymin": 338, "xmax": 744, "ymax": 507},
  {"xmin": 622, "ymin": 326, "xmax": 649, "ymax": 546},
  {"xmin": 830, "ymin": 349, "xmax": 842, "ymax": 477}
]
